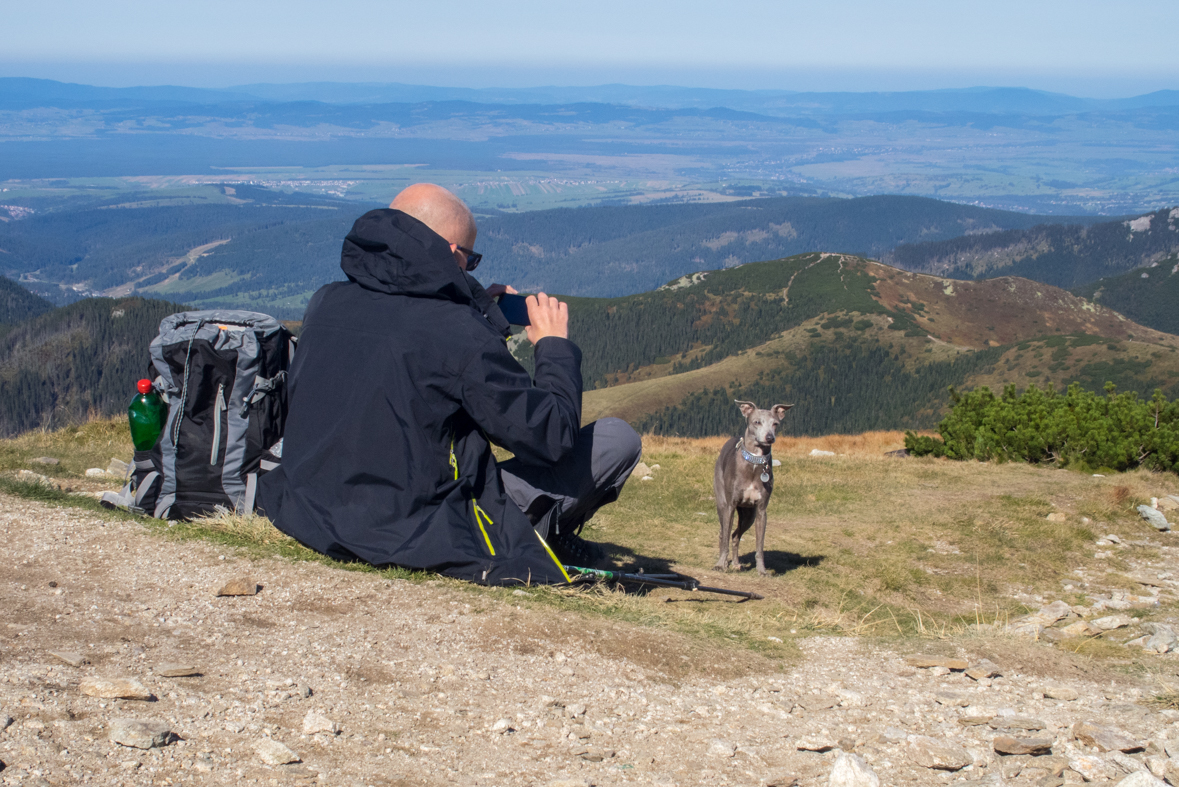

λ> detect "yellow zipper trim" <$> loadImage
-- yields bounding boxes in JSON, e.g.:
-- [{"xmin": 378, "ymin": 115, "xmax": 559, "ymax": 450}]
[
  {"xmin": 452, "ymin": 439, "xmax": 496, "ymax": 556},
  {"xmin": 534, "ymin": 531, "xmax": 572, "ymax": 583}
]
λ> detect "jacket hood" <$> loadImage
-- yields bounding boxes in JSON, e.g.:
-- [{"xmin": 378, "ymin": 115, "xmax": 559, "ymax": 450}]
[{"xmin": 341, "ymin": 208, "xmax": 509, "ymax": 335}]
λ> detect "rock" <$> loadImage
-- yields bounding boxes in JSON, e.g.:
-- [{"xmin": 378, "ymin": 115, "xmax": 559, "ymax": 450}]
[
  {"xmin": 1060, "ymin": 621, "xmax": 1098, "ymax": 638},
  {"xmin": 1143, "ymin": 623, "xmax": 1177, "ymax": 654},
  {"xmin": 929, "ymin": 665, "xmax": 951, "ymax": 676},
  {"xmin": 1137, "ymin": 505, "xmax": 1171, "ymax": 531},
  {"xmin": 633, "ymin": 462, "xmax": 652, "ymax": 477},
  {"xmin": 810, "ymin": 449, "xmax": 836, "ymax": 457},
  {"xmin": 990, "ymin": 716, "xmax": 1046, "ymax": 732},
  {"xmin": 48, "ymin": 650, "xmax": 89, "ymax": 667},
  {"xmin": 828, "ymin": 751, "xmax": 880, "ymax": 787},
  {"xmin": 836, "ymin": 689, "xmax": 867, "ymax": 707},
  {"xmin": 965, "ymin": 660, "xmax": 1001, "ymax": 680},
  {"xmin": 1074, "ymin": 721, "xmax": 1143, "ymax": 752},
  {"xmin": 993, "ymin": 735, "xmax": 1053, "ymax": 755},
  {"xmin": 640, "ymin": 475, "xmax": 654, "ymax": 481},
  {"xmin": 1047, "ymin": 512, "xmax": 1067, "ymax": 522},
  {"xmin": 908, "ymin": 735, "xmax": 972, "ymax": 770},
  {"xmin": 255, "ymin": 739, "xmax": 300, "ymax": 765},
  {"xmin": 155, "ymin": 663, "xmax": 200, "ymax": 678},
  {"xmin": 884, "ymin": 449, "xmax": 910, "ymax": 458},
  {"xmin": 959, "ymin": 716, "xmax": 993, "ymax": 726},
  {"xmin": 1030, "ymin": 600, "xmax": 1073, "ymax": 625},
  {"xmin": 934, "ymin": 691, "xmax": 970, "ymax": 707},
  {"xmin": 79, "ymin": 677, "xmax": 154, "ymax": 700},
  {"xmin": 1158, "ymin": 496, "xmax": 1179, "ymax": 512},
  {"xmin": 1091, "ymin": 614, "xmax": 1133, "ymax": 630},
  {"xmin": 797, "ymin": 736, "xmax": 837, "ymax": 752},
  {"xmin": 800, "ymin": 695, "xmax": 838, "ymax": 711},
  {"xmin": 771, "ymin": 459, "xmax": 782, "ymax": 467},
  {"xmin": 565, "ymin": 702, "xmax": 587, "ymax": 718},
  {"xmin": 708, "ymin": 739, "xmax": 737, "ymax": 758},
  {"xmin": 108, "ymin": 718, "xmax": 171, "ymax": 749},
  {"xmin": 1042, "ymin": 686, "xmax": 1080, "ymax": 701},
  {"xmin": 30, "ymin": 457, "xmax": 59, "ymax": 465},
  {"xmin": 15, "ymin": 470, "xmax": 54, "ymax": 486},
  {"xmin": 1115, "ymin": 773, "xmax": 1167, "ymax": 787},
  {"xmin": 1110, "ymin": 752, "xmax": 1147, "ymax": 775},
  {"xmin": 85, "ymin": 467, "xmax": 107, "ymax": 477},
  {"xmin": 302, "ymin": 712, "xmax": 339, "ymax": 736},
  {"xmin": 491, "ymin": 718, "xmax": 513, "ymax": 733},
  {"xmin": 761, "ymin": 772, "xmax": 798, "ymax": 787},
  {"xmin": 1070, "ymin": 755, "xmax": 1116, "ymax": 782},
  {"xmin": 216, "ymin": 577, "xmax": 258, "ymax": 596},
  {"xmin": 0, "ymin": 714, "xmax": 12, "ymax": 732},
  {"xmin": 905, "ymin": 655, "xmax": 968, "ymax": 670}
]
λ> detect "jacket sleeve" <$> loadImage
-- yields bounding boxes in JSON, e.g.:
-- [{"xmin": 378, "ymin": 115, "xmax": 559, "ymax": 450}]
[{"xmin": 458, "ymin": 335, "xmax": 583, "ymax": 466}]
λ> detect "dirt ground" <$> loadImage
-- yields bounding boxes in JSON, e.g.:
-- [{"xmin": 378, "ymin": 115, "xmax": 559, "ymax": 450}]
[{"xmin": 1, "ymin": 495, "xmax": 1177, "ymax": 787}]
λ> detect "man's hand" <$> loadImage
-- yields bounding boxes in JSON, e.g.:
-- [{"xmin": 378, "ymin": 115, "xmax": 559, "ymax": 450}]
[
  {"xmin": 525, "ymin": 292, "xmax": 568, "ymax": 343},
  {"xmin": 486, "ymin": 283, "xmax": 517, "ymax": 299}
]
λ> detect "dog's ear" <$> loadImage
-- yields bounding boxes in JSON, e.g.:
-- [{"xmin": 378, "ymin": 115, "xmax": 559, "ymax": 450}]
[
  {"xmin": 771, "ymin": 404, "xmax": 793, "ymax": 419},
  {"xmin": 734, "ymin": 400, "xmax": 756, "ymax": 418}
]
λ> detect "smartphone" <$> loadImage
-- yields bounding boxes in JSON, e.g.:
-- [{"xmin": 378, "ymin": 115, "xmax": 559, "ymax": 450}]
[{"xmin": 496, "ymin": 293, "xmax": 531, "ymax": 326}]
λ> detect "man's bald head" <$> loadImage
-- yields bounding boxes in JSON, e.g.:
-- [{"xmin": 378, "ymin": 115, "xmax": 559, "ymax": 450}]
[{"xmin": 390, "ymin": 183, "xmax": 477, "ymax": 249}]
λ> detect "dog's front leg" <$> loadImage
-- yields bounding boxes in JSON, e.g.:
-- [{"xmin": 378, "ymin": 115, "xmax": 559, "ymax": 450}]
[
  {"xmin": 714, "ymin": 501, "xmax": 734, "ymax": 571},
  {"xmin": 754, "ymin": 505, "xmax": 768, "ymax": 576}
]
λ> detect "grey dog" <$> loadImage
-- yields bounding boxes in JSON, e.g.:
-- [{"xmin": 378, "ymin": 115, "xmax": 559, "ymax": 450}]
[{"xmin": 713, "ymin": 400, "xmax": 792, "ymax": 575}]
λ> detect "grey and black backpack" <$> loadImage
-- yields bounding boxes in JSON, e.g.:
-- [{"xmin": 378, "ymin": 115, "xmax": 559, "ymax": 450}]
[{"xmin": 103, "ymin": 310, "xmax": 295, "ymax": 519}]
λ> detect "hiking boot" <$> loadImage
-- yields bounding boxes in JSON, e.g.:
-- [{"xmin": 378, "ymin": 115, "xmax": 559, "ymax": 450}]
[{"xmin": 549, "ymin": 529, "xmax": 606, "ymax": 570}]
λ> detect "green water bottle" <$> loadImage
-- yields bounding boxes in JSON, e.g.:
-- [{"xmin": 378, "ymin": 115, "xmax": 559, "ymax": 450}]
[{"xmin": 128, "ymin": 379, "xmax": 166, "ymax": 451}]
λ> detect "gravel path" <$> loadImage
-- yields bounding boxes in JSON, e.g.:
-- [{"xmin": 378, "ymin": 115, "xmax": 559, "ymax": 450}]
[{"xmin": 0, "ymin": 495, "xmax": 1177, "ymax": 786}]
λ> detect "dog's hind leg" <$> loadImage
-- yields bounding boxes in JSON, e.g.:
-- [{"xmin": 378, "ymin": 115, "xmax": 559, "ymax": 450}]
[
  {"xmin": 754, "ymin": 506, "xmax": 769, "ymax": 576},
  {"xmin": 731, "ymin": 507, "xmax": 755, "ymax": 570}
]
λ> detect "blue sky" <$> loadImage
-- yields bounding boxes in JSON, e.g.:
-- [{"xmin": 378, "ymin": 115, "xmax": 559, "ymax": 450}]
[{"xmin": 3, "ymin": 0, "xmax": 1177, "ymax": 96}]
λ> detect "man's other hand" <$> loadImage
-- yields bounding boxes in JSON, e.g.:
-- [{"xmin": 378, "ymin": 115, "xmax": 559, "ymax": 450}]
[
  {"xmin": 525, "ymin": 292, "xmax": 569, "ymax": 343},
  {"xmin": 486, "ymin": 283, "xmax": 517, "ymax": 298}
]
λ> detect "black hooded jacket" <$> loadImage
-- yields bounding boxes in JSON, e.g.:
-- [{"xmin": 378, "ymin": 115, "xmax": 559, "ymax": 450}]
[{"xmin": 257, "ymin": 209, "xmax": 580, "ymax": 584}]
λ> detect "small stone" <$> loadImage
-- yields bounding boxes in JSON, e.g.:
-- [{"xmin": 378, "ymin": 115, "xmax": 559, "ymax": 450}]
[
  {"xmin": 1069, "ymin": 754, "xmax": 1117, "ymax": 782},
  {"xmin": 302, "ymin": 712, "xmax": 339, "ymax": 735},
  {"xmin": 959, "ymin": 716, "xmax": 993, "ymax": 726},
  {"xmin": 1143, "ymin": 623, "xmax": 1177, "ymax": 654},
  {"xmin": 216, "ymin": 577, "xmax": 258, "ymax": 596},
  {"xmin": 836, "ymin": 689, "xmax": 867, "ymax": 707},
  {"xmin": 633, "ymin": 462, "xmax": 652, "ymax": 477},
  {"xmin": 31, "ymin": 457, "xmax": 60, "ymax": 465},
  {"xmin": 810, "ymin": 449, "xmax": 835, "ymax": 457},
  {"xmin": 1074, "ymin": 721, "xmax": 1142, "ymax": 753},
  {"xmin": 908, "ymin": 735, "xmax": 972, "ymax": 770},
  {"xmin": 107, "ymin": 458, "xmax": 131, "ymax": 477},
  {"xmin": 761, "ymin": 772, "xmax": 798, "ymax": 787},
  {"xmin": 797, "ymin": 736, "xmax": 837, "ymax": 752},
  {"xmin": 990, "ymin": 716, "xmax": 1046, "ymax": 731},
  {"xmin": 828, "ymin": 751, "xmax": 880, "ymax": 787},
  {"xmin": 79, "ymin": 678, "xmax": 153, "ymax": 700},
  {"xmin": 85, "ymin": 468, "xmax": 107, "ymax": 477},
  {"xmin": 994, "ymin": 735, "xmax": 1053, "ymax": 755},
  {"xmin": 1047, "ymin": 512, "xmax": 1067, "ymax": 522},
  {"xmin": 708, "ymin": 739, "xmax": 737, "ymax": 758},
  {"xmin": 0, "ymin": 714, "xmax": 13, "ymax": 731},
  {"xmin": 254, "ymin": 738, "xmax": 300, "ymax": 765},
  {"xmin": 965, "ymin": 660, "xmax": 1001, "ymax": 680},
  {"xmin": 935, "ymin": 691, "xmax": 970, "ymax": 707},
  {"xmin": 801, "ymin": 695, "xmax": 838, "ymax": 711},
  {"xmin": 108, "ymin": 719, "xmax": 171, "ymax": 749},
  {"xmin": 1042, "ymin": 686, "xmax": 1080, "ymax": 701},
  {"xmin": 155, "ymin": 664, "xmax": 200, "ymax": 678},
  {"xmin": 48, "ymin": 651, "xmax": 88, "ymax": 667},
  {"xmin": 906, "ymin": 656, "xmax": 969, "ymax": 670},
  {"xmin": 1090, "ymin": 615, "xmax": 1132, "ymax": 631},
  {"xmin": 1137, "ymin": 505, "xmax": 1171, "ymax": 531},
  {"xmin": 565, "ymin": 703, "xmax": 586, "ymax": 718},
  {"xmin": 1115, "ymin": 773, "xmax": 1167, "ymax": 787},
  {"xmin": 491, "ymin": 718, "xmax": 513, "ymax": 733}
]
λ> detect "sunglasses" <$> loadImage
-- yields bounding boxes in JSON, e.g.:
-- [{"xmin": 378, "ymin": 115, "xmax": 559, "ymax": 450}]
[{"xmin": 456, "ymin": 245, "xmax": 483, "ymax": 272}]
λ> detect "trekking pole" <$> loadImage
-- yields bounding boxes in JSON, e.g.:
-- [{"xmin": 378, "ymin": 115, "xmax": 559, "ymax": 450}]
[{"xmin": 564, "ymin": 565, "xmax": 764, "ymax": 601}]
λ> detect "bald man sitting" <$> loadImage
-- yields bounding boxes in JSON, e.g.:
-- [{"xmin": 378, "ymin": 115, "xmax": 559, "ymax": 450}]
[{"xmin": 257, "ymin": 184, "xmax": 641, "ymax": 584}]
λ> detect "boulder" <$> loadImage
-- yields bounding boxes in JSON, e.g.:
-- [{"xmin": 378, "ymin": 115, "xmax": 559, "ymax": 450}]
[
  {"xmin": 907, "ymin": 735, "xmax": 972, "ymax": 770},
  {"xmin": 1143, "ymin": 623, "xmax": 1177, "ymax": 654},
  {"xmin": 1073, "ymin": 721, "xmax": 1142, "ymax": 752},
  {"xmin": 828, "ymin": 752, "xmax": 880, "ymax": 787},
  {"xmin": 109, "ymin": 719, "xmax": 171, "ymax": 749},
  {"xmin": 79, "ymin": 678, "xmax": 153, "ymax": 700},
  {"xmin": 1137, "ymin": 505, "xmax": 1171, "ymax": 531}
]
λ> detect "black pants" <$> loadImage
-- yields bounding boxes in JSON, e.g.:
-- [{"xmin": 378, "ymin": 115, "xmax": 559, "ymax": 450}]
[{"xmin": 499, "ymin": 417, "xmax": 642, "ymax": 536}]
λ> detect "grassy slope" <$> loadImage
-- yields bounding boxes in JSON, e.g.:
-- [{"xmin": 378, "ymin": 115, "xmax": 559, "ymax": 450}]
[
  {"xmin": 3, "ymin": 419, "xmax": 1176, "ymax": 673},
  {"xmin": 1076, "ymin": 251, "xmax": 1179, "ymax": 336}
]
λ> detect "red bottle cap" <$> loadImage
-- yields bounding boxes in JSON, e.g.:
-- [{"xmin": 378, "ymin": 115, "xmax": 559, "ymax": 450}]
[{"xmin": 137, "ymin": 379, "xmax": 153, "ymax": 394}]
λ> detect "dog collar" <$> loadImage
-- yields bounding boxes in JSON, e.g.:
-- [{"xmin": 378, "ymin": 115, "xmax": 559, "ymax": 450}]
[{"xmin": 738, "ymin": 445, "xmax": 768, "ymax": 465}]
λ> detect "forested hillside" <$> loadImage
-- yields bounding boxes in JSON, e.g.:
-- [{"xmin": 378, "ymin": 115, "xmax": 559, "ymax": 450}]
[
  {"xmin": 0, "ymin": 297, "xmax": 184, "ymax": 436},
  {"xmin": 0, "ymin": 275, "xmax": 53, "ymax": 328},
  {"xmin": 1074, "ymin": 251, "xmax": 1179, "ymax": 336},
  {"xmin": 885, "ymin": 207, "xmax": 1179, "ymax": 289}
]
